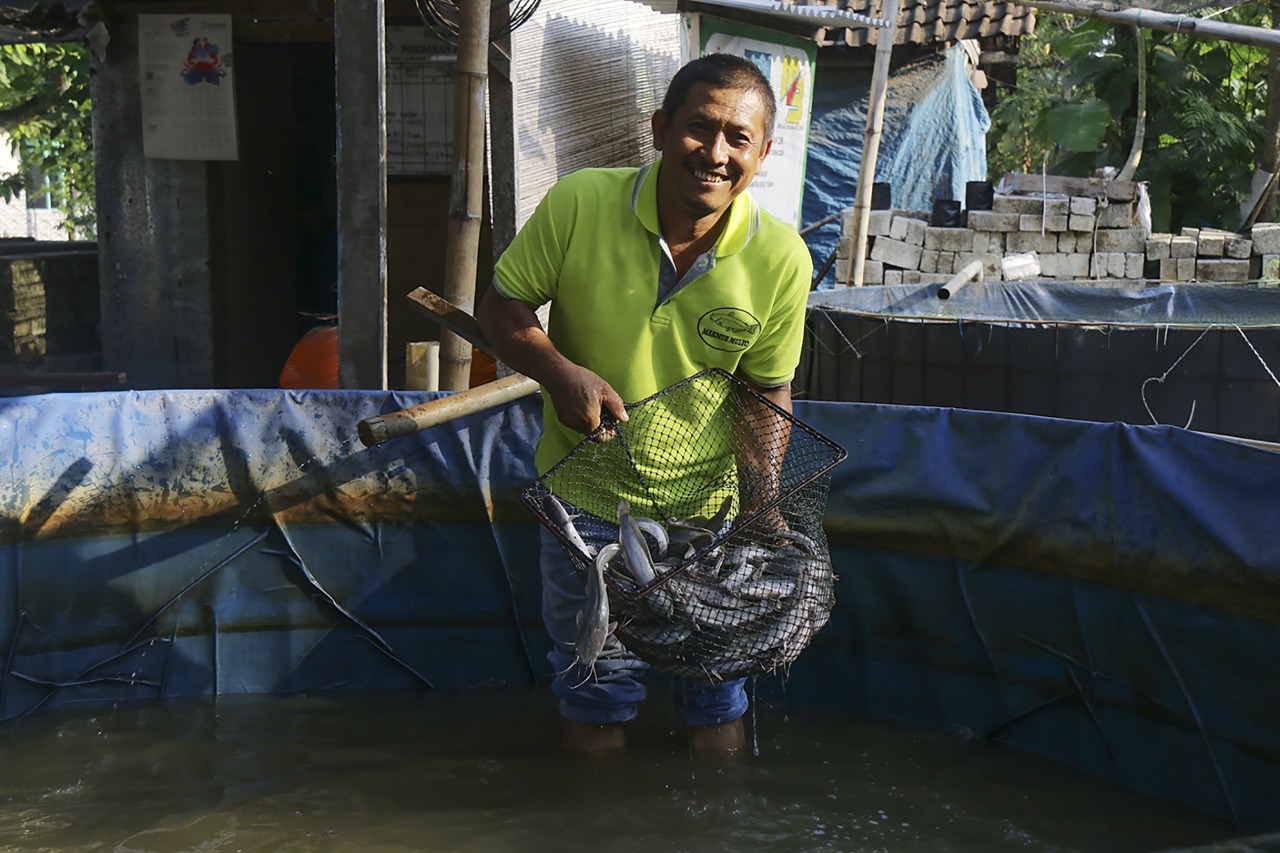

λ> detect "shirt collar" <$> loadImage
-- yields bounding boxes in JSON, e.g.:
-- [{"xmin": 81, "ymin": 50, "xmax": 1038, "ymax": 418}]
[{"xmin": 630, "ymin": 160, "xmax": 759, "ymax": 258}]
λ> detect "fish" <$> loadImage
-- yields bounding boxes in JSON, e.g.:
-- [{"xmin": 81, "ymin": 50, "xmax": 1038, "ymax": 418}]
[
  {"xmin": 618, "ymin": 616, "xmax": 694, "ymax": 649},
  {"xmin": 775, "ymin": 529, "xmax": 819, "ymax": 555},
  {"xmin": 720, "ymin": 560, "xmax": 759, "ymax": 595},
  {"xmin": 735, "ymin": 577, "xmax": 797, "ymax": 601},
  {"xmin": 631, "ymin": 516, "xmax": 669, "ymax": 562},
  {"xmin": 542, "ymin": 494, "xmax": 596, "ymax": 561},
  {"xmin": 602, "ymin": 511, "xmax": 834, "ymax": 679},
  {"xmin": 616, "ymin": 500, "xmax": 657, "ymax": 586},
  {"xmin": 614, "ymin": 502, "xmax": 677, "ymax": 620},
  {"xmin": 571, "ymin": 542, "xmax": 618, "ymax": 684}
]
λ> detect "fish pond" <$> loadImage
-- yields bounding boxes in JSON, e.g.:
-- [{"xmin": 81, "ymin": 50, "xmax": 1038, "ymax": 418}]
[{"xmin": 0, "ymin": 686, "xmax": 1237, "ymax": 852}]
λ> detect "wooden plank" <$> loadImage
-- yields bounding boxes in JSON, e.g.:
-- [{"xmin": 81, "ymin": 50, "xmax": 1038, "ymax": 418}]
[
  {"xmin": 405, "ymin": 287, "xmax": 495, "ymax": 355},
  {"xmin": 999, "ymin": 172, "xmax": 1140, "ymax": 202},
  {"xmin": 0, "ymin": 372, "xmax": 128, "ymax": 389}
]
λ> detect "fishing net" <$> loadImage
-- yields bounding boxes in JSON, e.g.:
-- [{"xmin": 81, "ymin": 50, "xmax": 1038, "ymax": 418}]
[{"xmin": 522, "ymin": 368, "xmax": 847, "ymax": 681}]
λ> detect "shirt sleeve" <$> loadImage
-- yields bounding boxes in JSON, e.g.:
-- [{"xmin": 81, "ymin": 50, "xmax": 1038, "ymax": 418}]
[
  {"xmin": 491, "ymin": 176, "xmax": 579, "ymax": 307},
  {"xmin": 738, "ymin": 229, "xmax": 813, "ymax": 388}
]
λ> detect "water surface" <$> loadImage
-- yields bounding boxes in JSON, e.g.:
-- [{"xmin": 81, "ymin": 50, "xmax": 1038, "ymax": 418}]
[{"xmin": 0, "ymin": 687, "xmax": 1237, "ymax": 852}]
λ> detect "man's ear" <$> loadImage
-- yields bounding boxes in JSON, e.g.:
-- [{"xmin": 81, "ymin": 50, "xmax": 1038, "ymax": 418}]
[
  {"xmin": 758, "ymin": 137, "xmax": 774, "ymax": 163},
  {"xmin": 651, "ymin": 109, "xmax": 668, "ymax": 152}
]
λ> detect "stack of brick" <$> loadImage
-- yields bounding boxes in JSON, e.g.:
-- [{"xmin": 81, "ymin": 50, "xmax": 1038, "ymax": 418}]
[
  {"xmin": 1144, "ymin": 228, "xmax": 1253, "ymax": 282},
  {"xmin": 831, "ymin": 173, "xmax": 1280, "ymax": 286},
  {"xmin": 0, "ymin": 258, "xmax": 48, "ymax": 363},
  {"xmin": 834, "ymin": 191, "xmax": 1148, "ymax": 285}
]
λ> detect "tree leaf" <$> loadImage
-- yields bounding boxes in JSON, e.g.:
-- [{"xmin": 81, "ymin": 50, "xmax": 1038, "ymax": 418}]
[{"xmin": 1045, "ymin": 99, "xmax": 1112, "ymax": 152}]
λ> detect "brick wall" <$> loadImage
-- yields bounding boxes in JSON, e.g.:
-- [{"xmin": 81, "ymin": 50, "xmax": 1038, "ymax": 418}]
[{"xmin": 0, "ymin": 246, "xmax": 99, "ymax": 367}]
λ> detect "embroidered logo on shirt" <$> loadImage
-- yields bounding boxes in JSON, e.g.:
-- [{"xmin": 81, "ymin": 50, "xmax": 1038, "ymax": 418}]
[{"xmin": 698, "ymin": 308, "xmax": 761, "ymax": 352}]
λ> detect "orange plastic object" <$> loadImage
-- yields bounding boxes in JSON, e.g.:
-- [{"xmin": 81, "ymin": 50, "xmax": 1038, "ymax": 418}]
[
  {"xmin": 469, "ymin": 348, "xmax": 497, "ymax": 387},
  {"xmin": 279, "ymin": 325, "xmax": 340, "ymax": 389}
]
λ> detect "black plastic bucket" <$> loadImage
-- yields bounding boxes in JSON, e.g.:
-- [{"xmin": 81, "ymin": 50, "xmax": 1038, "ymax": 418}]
[
  {"xmin": 871, "ymin": 182, "xmax": 892, "ymax": 210},
  {"xmin": 930, "ymin": 199, "xmax": 963, "ymax": 227},
  {"xmin": 966, "ymin": 180, "xmax": 995, "ymax": 211}
]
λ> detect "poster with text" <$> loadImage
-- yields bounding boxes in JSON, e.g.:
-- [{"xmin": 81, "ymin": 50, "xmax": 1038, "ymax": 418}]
[
  {"xmin": 386, "ymin": 27, "xmax": 456, "ymax": 176},
  {"xmin": 139, "ymin": 14, "xmax": 238, "ymax": 160},
  {"xmin": 700, "ymin": 19, "xmax": 815, "ymax": 229}
]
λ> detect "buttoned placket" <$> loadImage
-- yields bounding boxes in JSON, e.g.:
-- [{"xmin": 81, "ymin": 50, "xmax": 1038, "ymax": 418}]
[{"xmin": 655, "ymin": 234, "xmax": 716, "ymax": 312}]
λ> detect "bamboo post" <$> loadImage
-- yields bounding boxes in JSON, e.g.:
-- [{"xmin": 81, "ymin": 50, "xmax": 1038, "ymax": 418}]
[
  {"xmin": 1017, "ymin": 0, "xmax": 1280, "ymax": 50},
  {"xmin": 438, "ymin": 0, "xmax": 490, "ymax": 390},
  {"xmin": 357, "ymin": 373, "xmax": 540, "ymax": 446},
  {"xmin": 846, "ymin": 0, "xmax": 902, "ymax": 287}
]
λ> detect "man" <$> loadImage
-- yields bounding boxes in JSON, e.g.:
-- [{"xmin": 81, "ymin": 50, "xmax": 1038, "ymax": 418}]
[{"xmin": 477, "ymin": 53, "xmax": 812, "ymax": 753}]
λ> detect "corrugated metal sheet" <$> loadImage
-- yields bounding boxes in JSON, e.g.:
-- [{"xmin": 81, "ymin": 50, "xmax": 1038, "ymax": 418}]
[{"xmin": 508, "ymin": 0, "xmax": 685, "ymax": 229}]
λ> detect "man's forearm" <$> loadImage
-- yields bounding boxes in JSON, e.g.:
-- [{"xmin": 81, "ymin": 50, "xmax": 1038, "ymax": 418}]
[
  {"xmin": 734, "ymin": 377, "xmax": 794, "ymax": 525},
  {"xmin": 476, "ymin": 287, "xmax": 567, "ymax": 386},
  {"xmin": 476, "ymin": 285, "xmax": 628, "ymax": 434}
]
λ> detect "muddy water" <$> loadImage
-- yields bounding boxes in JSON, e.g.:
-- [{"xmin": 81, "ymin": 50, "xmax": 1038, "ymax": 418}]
[{"xmin": 0, "ymin": 687, "xmax": 1236, "ymax": 852}]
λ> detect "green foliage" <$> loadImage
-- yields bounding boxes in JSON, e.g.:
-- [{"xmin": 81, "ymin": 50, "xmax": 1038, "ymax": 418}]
[
  {"xmin": 988, "ymin": 4, "xmax": 1271, "ymax": 232},
  {"xmin": 0, "ymin": 42, "xmax": 95, "ymax": 238}
]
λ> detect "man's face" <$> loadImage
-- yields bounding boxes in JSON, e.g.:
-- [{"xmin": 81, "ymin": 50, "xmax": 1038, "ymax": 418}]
[{"xmin": 651, "ymin": 81, "xmax": 773, "ymax": 223}]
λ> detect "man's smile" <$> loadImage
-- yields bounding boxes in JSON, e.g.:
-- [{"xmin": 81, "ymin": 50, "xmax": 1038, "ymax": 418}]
[{"xmin": 691, "ymin": 167, "xmax": 729, "ymax": 183}]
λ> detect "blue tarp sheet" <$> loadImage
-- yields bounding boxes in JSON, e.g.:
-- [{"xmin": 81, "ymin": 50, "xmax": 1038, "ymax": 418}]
[
  {"xmin": 803, "ymin": 45, "xmax": 992, "ymax": 287},
  {"xmin": 0, "ymin": 389, "xmax": 1276, "ymax": 830}
]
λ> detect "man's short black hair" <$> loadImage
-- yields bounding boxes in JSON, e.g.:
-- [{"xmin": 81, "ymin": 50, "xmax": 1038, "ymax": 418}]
[{"xmin": 661, "ymin": 53, "xmax": 777, "ymax": 142}]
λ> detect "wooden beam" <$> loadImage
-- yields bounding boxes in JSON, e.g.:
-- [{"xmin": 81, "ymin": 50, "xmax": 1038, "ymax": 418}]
[
  {"xmin": 0, "ymin": 371, "xmax": 128, "ymax": 390},
  {"xmin": 405, "ymin": 287, "xmax": 495, "ymax": 354},
  {"xmin": 999, "ymin": 172, "xmax": 1139, "ymax": 202},
  {"xmin": 335, "ymin": 0, "xmax": 388, "ymax": 389}
]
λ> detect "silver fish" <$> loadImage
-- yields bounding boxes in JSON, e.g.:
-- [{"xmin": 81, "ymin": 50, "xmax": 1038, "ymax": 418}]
[
  {"xmin": 542, "ymin": 494, "xmax": 596, "ymax": 561},
  {"xmin": 619, "ymin": 616, "xmax": 694, "ymax": 648},
  {"xmin": 720, "ymin": 560, "xmax": 759, "ymax": 595},
  {"xmin": 632, "ymin": 516, "xmax": 669, "ymax": 563},
  {"xmin": 617, "ymin": 500, "xmax": 657, "ymax": 585},
  {"xmin": 573, "ymin": 542, "xmax": 619, "ymax": 681},
  {"xmin": 735, "ymin": 577, "xmax": 797, "ymax": 601},
  {"xmin": 775, "ymin": 529, "xmax": 819, "ymax": 555}
]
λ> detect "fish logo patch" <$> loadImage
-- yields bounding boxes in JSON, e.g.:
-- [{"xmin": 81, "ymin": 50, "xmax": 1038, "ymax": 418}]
[{"xmin": 698, "ymin": 308, "xmax": 761, "ymax": 353}]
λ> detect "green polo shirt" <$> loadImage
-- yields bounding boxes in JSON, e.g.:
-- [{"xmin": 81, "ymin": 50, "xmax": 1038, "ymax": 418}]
[{"xmin": 493, "ymin": 163, "xmax": 812, "ymax": 479}]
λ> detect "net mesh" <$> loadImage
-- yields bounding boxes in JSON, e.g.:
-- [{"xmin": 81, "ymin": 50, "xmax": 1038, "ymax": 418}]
[{"xmin": 522, "ymin": 368, "xmax": 848, "ymax": 681}]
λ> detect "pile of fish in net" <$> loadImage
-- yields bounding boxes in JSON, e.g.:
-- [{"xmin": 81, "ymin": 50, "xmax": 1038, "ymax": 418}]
[{"xmin": 523, "ymin": 369, "xmax": 847, "ymax": 681}]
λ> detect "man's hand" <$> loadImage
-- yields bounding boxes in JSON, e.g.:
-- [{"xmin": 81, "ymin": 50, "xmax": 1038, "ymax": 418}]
[
  {"xmin": 477, "ymin": 287, "xmax": 629, "ymax": 439},
  {"xmin": 544, "ymin": 364, "xmax": 629, "ymax": 438}
]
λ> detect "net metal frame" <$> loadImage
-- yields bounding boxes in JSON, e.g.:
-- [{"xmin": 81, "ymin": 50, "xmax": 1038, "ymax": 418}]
[{"xmin": 522, "ymin": 368, "xmax": 848, "ymax": 681}]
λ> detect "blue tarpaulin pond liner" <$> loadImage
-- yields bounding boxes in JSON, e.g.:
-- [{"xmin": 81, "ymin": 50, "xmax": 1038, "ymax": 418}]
[
  {"xmin": 0, "ymin": 388, "xmax": 1277, "ymax": 831},
  {"xmin": 802, "ymin": 281, "xmax": 1280, "ymax": 443}
]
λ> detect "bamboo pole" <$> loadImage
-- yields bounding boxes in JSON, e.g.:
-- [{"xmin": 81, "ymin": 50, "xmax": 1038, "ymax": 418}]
[
  {"xmin": 1019, "ymin": 0, "xmax": 1280, "ymax": 50},
  {"xmin": 846, "ymin": 0, "xmax": 902, "ymax": 287},
  {"xmin": 357, "ymin": 373, "xmax": 540, "ymax": 446},
  {"xmin": 438, "ymin": 0, "xmax": 490, "ymax": 391}
]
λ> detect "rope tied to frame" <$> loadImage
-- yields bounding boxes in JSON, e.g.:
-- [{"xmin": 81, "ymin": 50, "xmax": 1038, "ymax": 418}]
[
  {"xmin": 1141, "ymin": 324, "xmax": 1280, "ymax": 430},
  {"xmin": 1141, "ymin": 325, "xmax": 1214, "ymax": 428}
]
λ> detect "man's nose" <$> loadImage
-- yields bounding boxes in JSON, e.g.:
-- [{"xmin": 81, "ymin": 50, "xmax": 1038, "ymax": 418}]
[{"xmin": 706, "ymin": 131, "xmax": 730, "ymax": 164}]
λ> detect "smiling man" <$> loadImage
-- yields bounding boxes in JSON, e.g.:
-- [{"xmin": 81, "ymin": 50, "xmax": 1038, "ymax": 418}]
[{"xmin": 477, "ymin": 53, "xmax": 813, "ymax": 754}]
